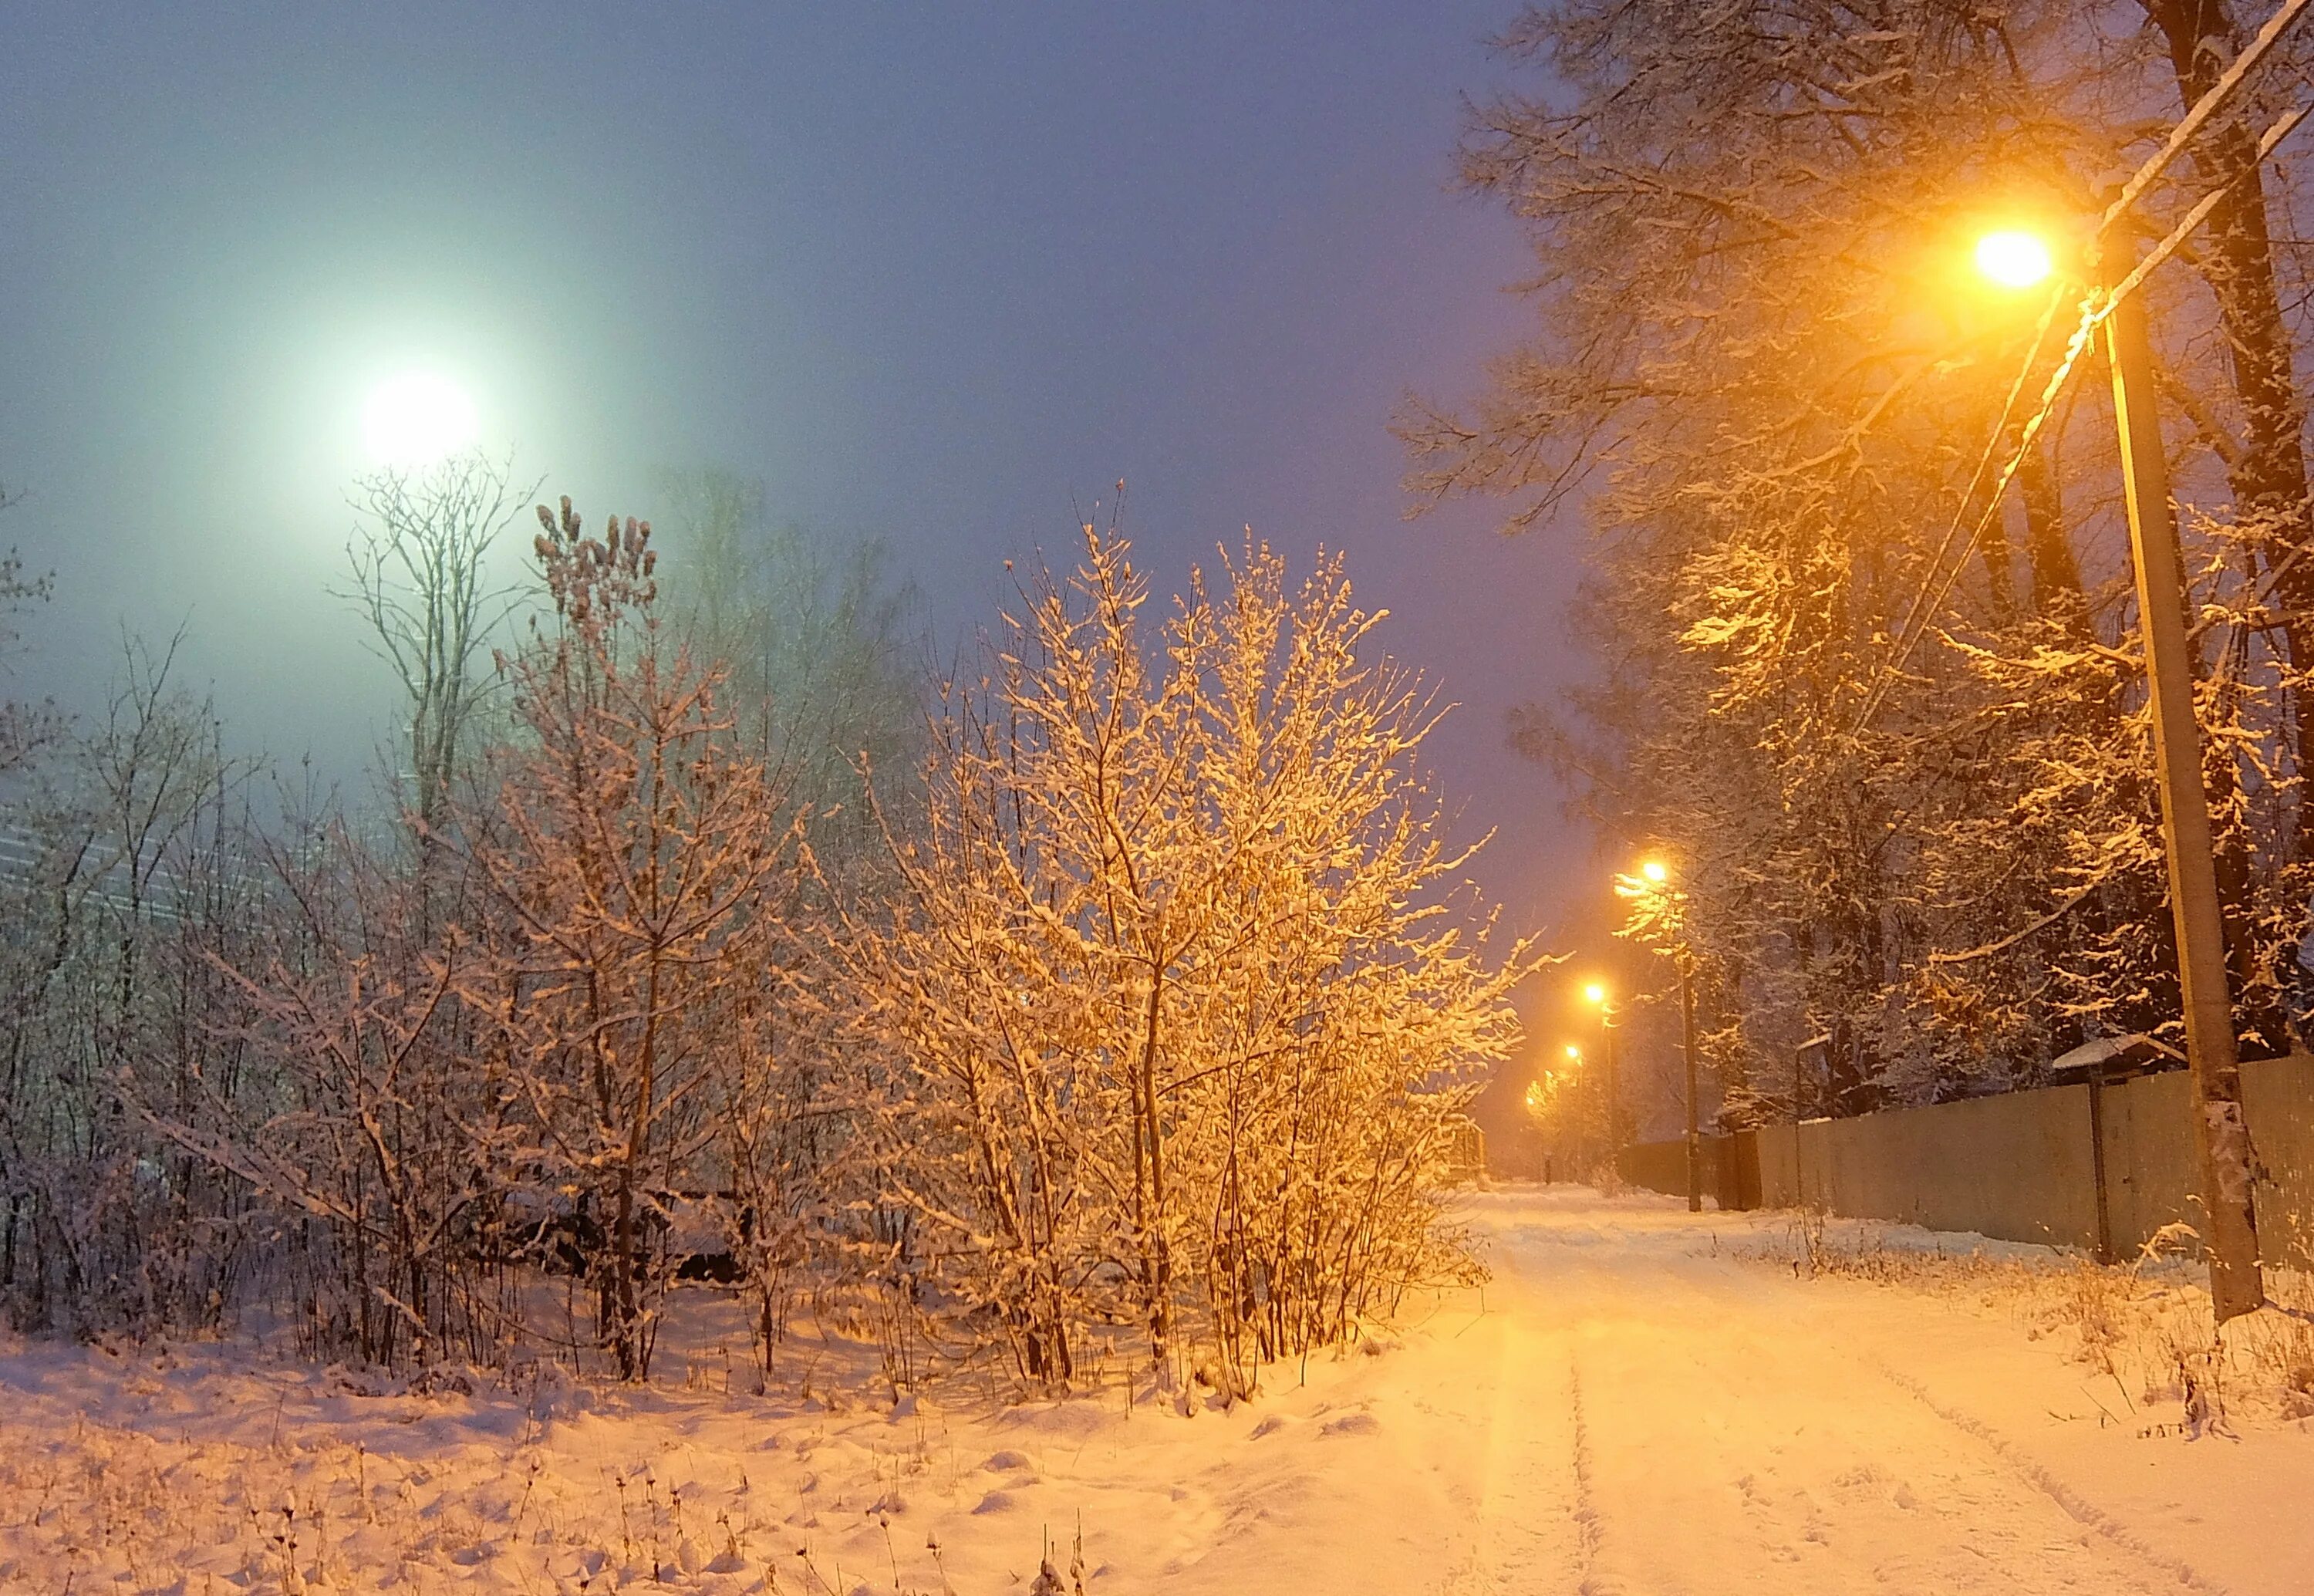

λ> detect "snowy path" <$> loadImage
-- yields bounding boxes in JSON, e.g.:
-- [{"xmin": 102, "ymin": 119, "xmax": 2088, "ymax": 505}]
[
  {"xmin": 1169, "ymin": 1189, "xmax": 2312, "ymax": 1595},
  {"xmin": 1397, "ymin": 1201, "xmax": 2208, "ymax": 1594},
  {"xmin": 3, "ymin": 1189, "xmax": 2309, "ymax": 1593}
]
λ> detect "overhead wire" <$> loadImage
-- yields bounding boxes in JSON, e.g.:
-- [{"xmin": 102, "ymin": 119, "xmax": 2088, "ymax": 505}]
[
  {"xmin": 1841, "ymin": 283, "xmax": 2082, "ymax": 737},
  {"xmin": 1833, "ymin": 0, "xmax": 2313, "ymax": 741},
  {"xmin": 1842, "ymin": 83, "xmax": 2314, "ymax": 742}
]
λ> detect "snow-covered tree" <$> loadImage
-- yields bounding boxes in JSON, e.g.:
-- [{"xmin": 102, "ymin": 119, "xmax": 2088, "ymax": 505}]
[
  {"xmin": 460, "ymin": 499, "xmax": 808, "ymax": 1380},
  {"xmin": 1420, "ymin": 2, "xmax": 2314, "ymax": 1104}
]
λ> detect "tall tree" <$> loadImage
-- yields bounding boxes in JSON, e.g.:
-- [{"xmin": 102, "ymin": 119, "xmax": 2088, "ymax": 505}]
[
  {"xmin": 339, "ymin": 452, "xmax": 528, "ymax": 869},
  {"xmin": 1412, "ymin": 2, "xmax": 2314, "ymax": 1095},
  {"xmin": 464, "ymin": 498, "xmax": 804, "ymax": 1380}
]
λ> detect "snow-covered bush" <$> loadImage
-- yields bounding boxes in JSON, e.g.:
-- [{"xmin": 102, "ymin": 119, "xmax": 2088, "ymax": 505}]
[
  {"xmin": 848, "ymin": 526, "xmax": 1531, "ymax": 1392},
  {"xmin": 0, "ymin": 491, "xmax": 1522, "ymax": 1405}
]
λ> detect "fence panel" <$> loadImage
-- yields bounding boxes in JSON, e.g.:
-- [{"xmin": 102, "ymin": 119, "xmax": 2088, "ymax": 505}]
[{"xmin": 1613, "ymin": 1054, "xmax": 2314, "ymax": 1267}]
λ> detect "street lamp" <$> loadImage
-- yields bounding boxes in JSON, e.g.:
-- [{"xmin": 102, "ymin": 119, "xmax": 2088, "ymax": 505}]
[
  {"xmin": 1617, "ymin": 859, "xmax": 1705, "ymax": 1212},
  {"xmin": 1581, "ymin": 984, "xmax": 1621, "ymax": 1181},
  {"xmin": 1523, "ymin": 1075, "xmax": 1559, "ymax": 1183},
  {"xmin": 1972, "ymin": 229, "xmax": 2053, "ymax": 290},
  {"xmin": 1972, "ymin": 227, "xmax": 2264, "ymax": 1317}
]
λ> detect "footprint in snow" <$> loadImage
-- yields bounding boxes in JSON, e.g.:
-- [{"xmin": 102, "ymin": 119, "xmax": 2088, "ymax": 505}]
[
  {"xmin": 973, "ymin": 1490, "xmax": 1017, "ymax": 1514},
  {"xmin": 981, "ymin": 1449, "xmax": 1033, "ymax": 1472},
  {"xmin": 1320, "ymin": 1412, "xmax": 1380, "ymax": 1437}
]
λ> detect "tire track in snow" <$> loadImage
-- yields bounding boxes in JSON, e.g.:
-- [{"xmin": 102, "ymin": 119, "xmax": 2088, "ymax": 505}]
[
  {"xmin": 1568, "ymin": 1355, "xmax": 1613, "ymax": 1596},
  {"xmin": 1498, "ymin": 1221, "xmax": 2199, "ymax": 1594},
  {"xmin": 1407, "ymin": 1277, "xmax": 1592, "ymax": 1591},
  {"xmin": 1633, "ymin": 1254, "xmax": 2204, "ymax": 1595},
  {"xmin": 1870, "ymin": 1358, "xmax": 2228, "ymax": 1595}
]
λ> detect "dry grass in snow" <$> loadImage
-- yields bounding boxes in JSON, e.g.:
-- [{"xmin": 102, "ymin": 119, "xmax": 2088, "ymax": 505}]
[
  {"xmin": 0, "ymin": 1285, "xmax": 1375, "ymax": 1595},
  {"xmin": 1736, "ymin": 1206, "xmax": 2314, "ymax": 1434}
]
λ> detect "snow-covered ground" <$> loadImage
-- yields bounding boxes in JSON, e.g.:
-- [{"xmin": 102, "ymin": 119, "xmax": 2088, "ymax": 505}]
[{"xmin": 5, "ymin": 1187, "xmax": 2310, "ymax": 1594}]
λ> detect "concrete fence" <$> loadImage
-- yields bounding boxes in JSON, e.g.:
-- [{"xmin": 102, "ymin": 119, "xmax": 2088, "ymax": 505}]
[{"xmin": 1614, "ymin": 1053, "xmax": 2314, "ymax": 1267}]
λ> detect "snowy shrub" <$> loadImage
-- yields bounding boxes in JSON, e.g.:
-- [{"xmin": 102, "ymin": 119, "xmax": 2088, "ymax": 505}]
[
  {"xmin": 0, "ymin": 486, "xmax": 1523, "ymax": 1405},
  {"xmin": 848, "ymin": 525, "xmax": 1532, "ymax": 1393}
]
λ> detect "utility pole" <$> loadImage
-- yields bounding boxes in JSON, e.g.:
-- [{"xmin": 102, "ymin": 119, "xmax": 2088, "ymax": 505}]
[
  {"xmin": 1945, "ymin": 0, "xmax": 2308, "ymax": 1322},
  {"xmin": 2103, "ymin": 272, "xmax": 2266, "ymax": 1319},
  {"xmin": 1681, "ymin": 960, "xmax": 1702, "ymax": 1213}
]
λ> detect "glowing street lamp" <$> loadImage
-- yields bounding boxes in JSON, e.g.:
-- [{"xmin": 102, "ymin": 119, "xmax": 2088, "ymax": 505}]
[
  {"xmin": 1972, "ymin": 228, "xmax": 2054, "ymax": 290},
  {"xmin": 1528, "ymin": 1061, "xmax": 1576, "ymax": 1183},
  {"xmin": 1580, "ymin": 982, "xmax": 1621, "ymax": 1177},
  {"xmin": 1614, "ymin": 856, "xmax": 1705, "ymax": 1210}
]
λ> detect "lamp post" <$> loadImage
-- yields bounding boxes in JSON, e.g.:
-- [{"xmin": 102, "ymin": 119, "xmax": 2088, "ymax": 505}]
[
  {"xmin": 1613, "ymin": 860, "xmax": 1706, "ymax": 1210},
  {"xmin": 1523, "ymin": 1076, "xmax": 1557, "ymax": 1183},
  {"xmin": 1678, "ymin": 956, "xmax": 1702, "ymax": 1213},
  {"xmin": 1583, "ymin": 984, "xmax": 1620, "ymax": 1183},
  {"xmin": 1563, "ymin": 1043, "xmax": 1586, "ymax": 1175},
  {"xmin": 1973, "ymin": 228, "xmax": 2265, "ymax": 1318}
]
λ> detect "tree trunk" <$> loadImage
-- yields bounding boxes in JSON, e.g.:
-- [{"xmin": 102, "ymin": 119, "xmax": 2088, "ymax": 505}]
[
  {"xmin": 1135, "ymin": 969, "xmax": 1172, "ymax": 1371},
  {"xmin": 2145, "ymin": 0, "xmax": 2314, "ymax": 876}
]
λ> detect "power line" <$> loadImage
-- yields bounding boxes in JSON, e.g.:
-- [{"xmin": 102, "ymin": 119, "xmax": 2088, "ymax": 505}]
[
  {"xmin": 2093, "ymin": 0, "xmax": 2312, "ymax": 246},
  {"xmin": 1843, "ymin": 5, "xmax": 2314, "ymax": 739}
]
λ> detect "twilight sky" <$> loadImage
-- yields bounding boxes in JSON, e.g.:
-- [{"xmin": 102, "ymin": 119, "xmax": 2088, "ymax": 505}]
[{"xmin": 0, "ymin": 5, "xmax": 1604, "ymax": 1012}]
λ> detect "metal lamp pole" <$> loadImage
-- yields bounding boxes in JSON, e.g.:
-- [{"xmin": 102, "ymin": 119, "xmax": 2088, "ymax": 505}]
[
  {"xmin": 1680, "ymin": 954, "xmax": 1702, "ymax": 1213},
  {"xmin": 1584, "ymin": 984, "xmax": 1621, "ymax": 1182},
  {"xmin": 1604, "ymin": 1008, "xmax": 1621, "ymax": 1177},
  {"xmin": 1621, "ymin": 863, "xmax": 1706, "ymax": 1210}
]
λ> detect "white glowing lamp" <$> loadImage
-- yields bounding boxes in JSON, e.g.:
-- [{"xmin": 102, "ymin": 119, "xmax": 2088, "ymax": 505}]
[
  {"xmin": 1974, "ymin": 231, "xmax": 2053, "ymax": 291},
  {"xmin": 361, "ymin": 372, "xmax": 481, "ymax": 467}
]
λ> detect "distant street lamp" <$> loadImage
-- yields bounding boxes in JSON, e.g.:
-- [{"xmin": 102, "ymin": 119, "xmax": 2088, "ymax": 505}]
[
  {"xmin": 1558, "ymin": 1042, "xmax": 1590, "ymax": 1176},
  {"xmin": 1581, "ymin": 984, "xmax": 1621, "ymax": 1179},
  {"xmin": 1972, "ymin": 226, "xmax": 2264, "ymax": 1317},
  {"xmin": 1615, "ymin": 859, "xmax": 1704, "ymax": 1212},
  {"xmin": 1523, "ymin": 1073, "xmax": 1562, "ymax": 1182}
]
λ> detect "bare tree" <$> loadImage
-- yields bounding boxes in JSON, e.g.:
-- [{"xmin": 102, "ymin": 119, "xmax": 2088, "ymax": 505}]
[
  {"xmin": 167, "ymin": 825, "xmax": 525, "ymax": 1368},
  {"xmin": 0, "ymin": 477, "xmax": 60, "ymax": 775},
  {"xmin": 4, "ymin": 637, "xmax": 267, "ymax": 1338},
  {"xmin": 649, "ymin": 464, "xmax": 924, "ymax": 879},
  {"xmin": 339, "ymin": 453, "xmax": 530, "ymax": 861}
]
